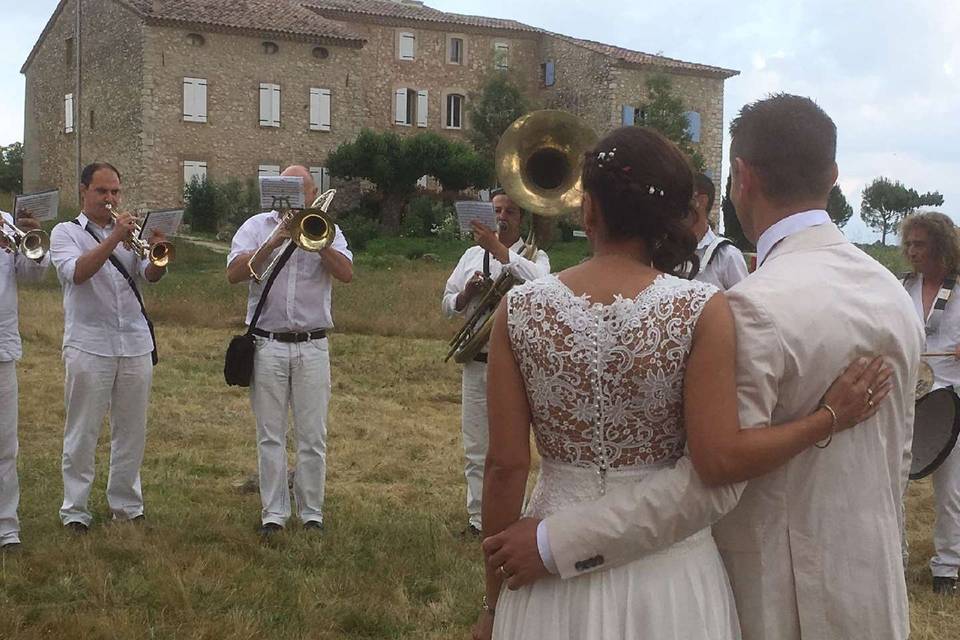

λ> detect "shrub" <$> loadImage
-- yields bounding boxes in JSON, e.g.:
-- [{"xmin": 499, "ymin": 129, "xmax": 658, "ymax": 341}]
[
  {"xmin": 219, "ymin": 177, "xmax": 262, "ymax": 229},
  {"xmin": 183, "ymin": 176, "xmax": 218, "ymax": 233},
  {"xmin": 401, "ymin": 196, "xmax": 452, "ymax": 238}
]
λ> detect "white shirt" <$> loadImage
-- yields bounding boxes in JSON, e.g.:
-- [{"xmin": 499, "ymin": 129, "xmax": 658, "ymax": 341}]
[
  {"xmin": 694, "ymin": 228, "xmax": 749, "ymax": 291},
  {"xmin": 441, "ymin": 239, "xmax": 551, "ymax": 320},
  {"xmin": 756, "ymin": 209, "xmax": 831, "ymax": 267},
  {"xmin": 0, "ymin": 211, "xmax": 49, "ymax": 362},
  {"xmin": 49, "ymin": 213, "xmax": 155, "ymax": 358},
  {"xmin": 903, "ymin": 274, "xmax": 960, "ymax": 389},
  {"xmin": 228, "ymin": 211, "xmax": 353, "ymax": 332}
]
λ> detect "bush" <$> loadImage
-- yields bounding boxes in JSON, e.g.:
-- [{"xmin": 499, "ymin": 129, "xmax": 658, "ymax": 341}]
[
  {"xmin": 401, "ymin": 196, "xmax": 453, "ymax": 238},
  {"xmin": 183, "ymin": 176, "xmax": 218, "ymax": 233},
  {"xmin": 338, "ymin": 198, "xmax": 382, "ymax": 252},
  {"xmin": 219, "ymin": 177, "xmax": 262, "ymax": 229}
]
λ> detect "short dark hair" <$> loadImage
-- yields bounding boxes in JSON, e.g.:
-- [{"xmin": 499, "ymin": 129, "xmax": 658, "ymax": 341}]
[
  {"xmin": 80, "ymin": 162, "xmax": 121, "ymax": 186},
  {"xmin": 582, "ymin": 126, "xmax": 697, "ymax": 276},
  {"xmin": 729, "ymin": 93, "xmax": 836, "ymax": 204},
  {"xmin": 694, "ymin": 173, "xmax": 715, "ymax": 212}
]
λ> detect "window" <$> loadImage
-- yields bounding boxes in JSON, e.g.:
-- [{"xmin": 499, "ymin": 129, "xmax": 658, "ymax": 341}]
[
  {"xmin": 183, "ymin": 160, "xmax": 207, "ymax": 186},
  {"xmin": 448, "ymin": 36, "xmax": 464, "ymax": 64},
  {"xmin": 309, "ymin": 88, "xmax": 331, "ymax": 131},
  {"xmin": 684, "ymin": 111, "xmax": 702, "ymax": 143},
  {"xmin": 65, "ymin": 37, "xmax": 74, "ymax": 67},
  {"xmin": 394, "ymin": 88, "xmax": 427, "ymax": 127},
  {"xmin": 312, "ymin": 46, "xmax": 330, "ymax": 60},
  {"xmin": 541, "ymin": 61, "xmax": 556, "ymax": 87},
  {"xmin": 494, "ymin": 42, "xmax": 509, "ymax": 70},
  {"xmin": 398, "ymin": 31, "xmax": 416, "ymax": 60},
  {"xmin": 445, "ymin": 94, "xmax": 464, "ymax": 129},
  {"xmin": 621, "ymin": 105, "xmax": 646, "ymax": 126},
  {"xmin": 258, "ymin": 165, "xmax": 281, "ymax": 177},
  {"xmin": 186, "ymin": 33, "xmax": 205, "ymax": 47},
  {"xmin": 64, "ymin": 93, "xmax": 74, "ymax": 133},
  {"xmin": 183, "ymin": 77, "xmax": 208, "ymax": 123},
  {"xmin": 310, "ymin": 166, "xmax": 330, "ymax": 192},
  {"xmin": 259, "ymin": 83, "xmax": 281, "ymax": 127},
  {"xmin": 262, "ymin": 41, "xmax": 279, "ymax": 55}
]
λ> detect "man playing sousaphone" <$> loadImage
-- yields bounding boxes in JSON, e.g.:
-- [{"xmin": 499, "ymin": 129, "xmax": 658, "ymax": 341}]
[
  {"xmin": 902, "ymin": 211, "xmax": 960, "ymax": 595},
  {"xmin": 442, "ymin": 189, "xmax": 550, "ymax": 537}
]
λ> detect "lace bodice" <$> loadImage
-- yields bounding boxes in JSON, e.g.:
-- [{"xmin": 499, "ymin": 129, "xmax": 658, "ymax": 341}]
[{"xmin": 507, "ymin": 274, "xmax": 718, "ymax": 477}]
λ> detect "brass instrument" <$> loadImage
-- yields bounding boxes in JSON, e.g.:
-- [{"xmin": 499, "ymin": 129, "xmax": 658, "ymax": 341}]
[
  {"xmin": 247, "ymin": 189, "xmax": 337, "ymax": 282},
  {"xmin": 0, "ymin": 215, "xmax": 49, "ymax": 261},
  {"xmin": 446, "ymin": 110, "xmax": 597, "ymax": 364},
  {"xmin": 106, "ymin": 205, "xmax": 175, "ymax": 268}
]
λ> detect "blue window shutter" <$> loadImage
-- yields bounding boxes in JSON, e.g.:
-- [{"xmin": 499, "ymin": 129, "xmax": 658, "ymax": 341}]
[
  {"xmin": 622, "ymin": 105, "xmax": 635, "ymax": 126},
  {"xmin": 545, "ymin": 61, "xmax": 555, "ymax": 87},
  {"xmin": 685, "ymin": 111, "xmax": 701, "ymax": 142}
]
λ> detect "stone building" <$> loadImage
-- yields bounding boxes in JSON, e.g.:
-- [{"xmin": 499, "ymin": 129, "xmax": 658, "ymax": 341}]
[{"xmin": 21, "ymin": 0, "xmax": 738, "ymax": 216}]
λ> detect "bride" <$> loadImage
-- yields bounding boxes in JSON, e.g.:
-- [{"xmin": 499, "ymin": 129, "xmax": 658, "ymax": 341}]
[{"xmin": 472, "ymin": 126, "xmax": 890, "ymax": 639}]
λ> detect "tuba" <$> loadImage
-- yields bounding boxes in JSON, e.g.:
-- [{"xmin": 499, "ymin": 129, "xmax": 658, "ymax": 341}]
[
  {"xmin": 247, "ymin": 189, "xmax": 337, "ymax": 282},
  {"xmin": 445, "ymin": 110, "xmax": 597, "ymax": 364}
]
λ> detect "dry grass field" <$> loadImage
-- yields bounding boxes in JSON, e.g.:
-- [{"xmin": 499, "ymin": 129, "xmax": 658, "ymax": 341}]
[{"xmin": 0, "ymin": 237, "xmax": 954, "ymax": 639}]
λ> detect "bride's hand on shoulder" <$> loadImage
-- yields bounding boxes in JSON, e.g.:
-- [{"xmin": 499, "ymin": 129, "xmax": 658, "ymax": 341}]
[{"xmin": 821, "ymin": 355, "xmax": 893, "ymax": 431}]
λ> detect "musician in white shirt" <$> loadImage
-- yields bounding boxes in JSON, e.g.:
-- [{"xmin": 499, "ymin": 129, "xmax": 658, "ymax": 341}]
[
  {"xmin": 901, "ymin": 211, "xmax": 960, "ymax": 595},
  {"xmin": 49, "ymin": 162, "xmax": 168, "ymax": 534},
  {"xmin": 689, "ymin": 173, "xmax": 748, "ymax": 290},
  {"xmin": 227, "ymin": 165, "xmax": 353, "ymax": 538},
  {"xmin": 442, "ymin": 191, "xmax": 550, "ymax": 536},
  {"xmin": 0, "ymin": 208, "xmax": 49, "ymax": 550}
]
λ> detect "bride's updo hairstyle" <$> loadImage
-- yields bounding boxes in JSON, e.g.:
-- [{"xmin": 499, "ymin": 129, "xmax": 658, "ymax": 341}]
[{"xmin": 582, "ymin": 126, "xmax": 698, "ymax": 276}]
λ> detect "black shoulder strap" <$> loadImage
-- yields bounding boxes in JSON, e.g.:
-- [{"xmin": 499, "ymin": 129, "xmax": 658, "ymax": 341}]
[
  {"xmin": 483, "ymin": 250, "xmax": 491, "ymax": 278},
  {"xmin": 72, "ymin": 218, "xmax": 159, "ymax": 365},
  {"xmin": 248, "ymin": 242, "xmax": 297, "ymax": 334}
]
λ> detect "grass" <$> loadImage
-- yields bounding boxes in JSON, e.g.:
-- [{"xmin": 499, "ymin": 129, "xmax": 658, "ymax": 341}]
[{"xmin": 0, "ymin": 234, "xmax": 954, "ymax": 639}]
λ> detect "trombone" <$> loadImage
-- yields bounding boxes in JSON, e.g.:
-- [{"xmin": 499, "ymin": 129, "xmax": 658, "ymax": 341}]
[
  {"xmin": 0, "ymin": 215, "xmax": 50, "ymax": 261},
  {"xmin": 106, "ymin": 204, "xmax": 175, "ymax": 268},
  {"xmin": 247, "ymin": 189, "xmax": 337, "ymax": 282}
]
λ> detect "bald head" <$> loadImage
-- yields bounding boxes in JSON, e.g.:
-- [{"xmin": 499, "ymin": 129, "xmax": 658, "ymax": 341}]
[{"xmin": 281, "ymin": 165, "xmax": 317, "ymax": 205}]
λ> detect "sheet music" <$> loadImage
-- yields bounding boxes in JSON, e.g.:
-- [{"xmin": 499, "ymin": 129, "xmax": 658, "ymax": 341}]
[
  {"xmin": 13, "ymin": 189, "xmax": 59, "ymax": 222},
  {"xmin": 259, "ymin": 176, "xmax": 305, "ymax": 210},
  {"xmin": 139, "ymin": 209, "xmax": 184, "ymax": 239},
  {"xmin": 454, "ymin": 201, "xmax": 497, "ymax": 234}
]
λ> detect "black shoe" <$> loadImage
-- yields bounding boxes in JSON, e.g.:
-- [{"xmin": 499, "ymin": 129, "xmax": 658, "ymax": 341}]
[
  {"xmin": 303, "ymin": 520, "xmax": 324, "ymax": 532},
  {"xmin": 65, "ymin": 521, "xmax": 89, "ymax": 535},
  {"xmin": 933, "ymin": 576, "xmax": 958, "ymax": 595},
  {"xmin": 131, "ymin": 515, "xmax": 145, "ymax": 524},
  {"xmin": 1, "ymin": 541, "xmax": 21, "ymax": 554},
  {"xmin": 258, "ymin": 522, "xmax": 283, "ymax": 538},
  {"xmin": 460, "ymin": 524, "xmax": 482, "ymax": 539}
]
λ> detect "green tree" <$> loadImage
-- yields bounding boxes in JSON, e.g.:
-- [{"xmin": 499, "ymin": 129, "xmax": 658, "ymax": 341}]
[
  {"xmin": 326, "ymin": 130, "xmax": 490, "ymax": 234},
  {"xmin": 861, "ymin": 177, "xmax": 944, "ymax": 245},
  {"xmin": 638, "ymin": 75, "xmax": 705, "ymax": 171},
  {"xmin": 183, "ymin": 176, "xmax": 219, "ymax": 233},
  {"xmin": 465, "ymin": 73, "xmax": 529, "ymax": 167},
  {"xmin": 826, "ymin": 184, "xmax": 854, "ymax": 229},
  {"xmin": 720, "ymin": 175, "xmax": 753, "ymax": 250},
  {"xmin": 0, "ymin": 142, "xmax": 24, "ymax": 194}
]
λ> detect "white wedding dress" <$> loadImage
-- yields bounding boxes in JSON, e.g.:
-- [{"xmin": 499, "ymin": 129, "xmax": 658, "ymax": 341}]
[{"xmin": 492, "ymin": 274, "xmax": 740, "ymax": 640}]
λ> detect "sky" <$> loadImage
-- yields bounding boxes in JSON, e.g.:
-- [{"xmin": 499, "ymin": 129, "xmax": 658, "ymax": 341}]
[{"xmin": 2, "ymin": 0, "xmax": 957, "ymax": 242}]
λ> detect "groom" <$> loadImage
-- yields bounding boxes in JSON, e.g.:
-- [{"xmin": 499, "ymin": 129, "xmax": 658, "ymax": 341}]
[{"xmin": 482, "ymin": 94, "xmax": 923, "ymax": 639}]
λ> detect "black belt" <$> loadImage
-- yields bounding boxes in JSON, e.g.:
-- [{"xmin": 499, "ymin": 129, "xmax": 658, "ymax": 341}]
[
  {"xmin": 251, "ymin": 328, "xmax": 327, "ymax": 343},
  {"xmin": 474, "ymin": 353, "xmax": 488, "ymax": 363}
]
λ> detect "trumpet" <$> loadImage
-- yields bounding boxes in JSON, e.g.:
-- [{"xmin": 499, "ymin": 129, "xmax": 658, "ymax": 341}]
[
  {"xmin": 106, "ymin": 204, "xmax": 175, "ymax": 268},
  {"xmin": 0, "ymin": 215, "xmax": 50, "ymax": 261},
  {"xmin": 247, "ymin": 189, "xmax": 337, "ymax": 282}
]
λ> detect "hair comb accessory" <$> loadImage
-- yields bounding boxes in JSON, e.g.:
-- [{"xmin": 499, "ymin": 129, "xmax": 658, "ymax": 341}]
[
  {"xmin": 596, "ymin": 147, "xmax": 618, "ymax": 167},
  {"xmin": 646, "ymin": 185, "xmax": 666, "ymax": 197}
]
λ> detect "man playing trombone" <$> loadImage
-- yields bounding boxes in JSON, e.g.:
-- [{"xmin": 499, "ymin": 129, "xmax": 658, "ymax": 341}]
[
  {"xmin": 442, "ymin": 190, "xmax": 550, "ymax": 537},
  {"xmin": 49, "ymin": 162, "xmax": 169, "ymax": 533},
  {"xmin": 227, "ymin": 165, "xmax": 352, "ymax": 538},
  {"xmin": 0, "ymin": 207, "xmax": 49, "ymax": 550}
]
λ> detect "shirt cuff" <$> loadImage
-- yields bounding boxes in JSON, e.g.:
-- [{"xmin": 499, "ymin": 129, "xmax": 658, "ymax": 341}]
[{"xmin": 536, "ymin": 519, "xmax": 559, "ymax": 574}]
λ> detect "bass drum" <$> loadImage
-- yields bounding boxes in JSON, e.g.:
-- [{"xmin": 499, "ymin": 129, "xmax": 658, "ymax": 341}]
[{"xmin": 910, "ymin": 387, "xmax": 960, "ymax": 480}]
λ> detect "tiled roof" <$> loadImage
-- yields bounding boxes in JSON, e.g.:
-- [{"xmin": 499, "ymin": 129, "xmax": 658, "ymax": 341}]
[
  {"xmin": 122, "ymin": 0, "xmax": 365, "ymax": 43},
  {"xmin": 555, "ymin": 35, "xmax": 739, "ymax": 79},
  {"xmin": 304, "ymin": 0, "xmax": 540, "ymax": 33}
]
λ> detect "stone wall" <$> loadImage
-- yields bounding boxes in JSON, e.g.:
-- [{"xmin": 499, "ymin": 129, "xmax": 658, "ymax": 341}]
[{"xmin": 538, "ymin": 36, "xmax": 615, "ymax": 136}]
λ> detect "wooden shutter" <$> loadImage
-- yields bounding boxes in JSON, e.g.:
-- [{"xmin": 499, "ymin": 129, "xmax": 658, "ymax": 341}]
[
  {"xmin": 64, "ymin": 93, "xmax": 74, "ymax": 133},
  {"xmin": 544, "ymin": 61, "xmax": 556, "ymax": 87},
  {"xmin": 416, "ymin": 90, "xmax": 428, "ymax": 128},
  {"xmin": 399, "ymin": 32, "xmax": 416, "ymax": 60},
  {"xmin": 622, "ymin": 105, "xmax": 635, "ymax": 126},
  {"xmin": 395, "ymin": 88, "xmax": 408, "ymax": 125},
  {"xmin": 184, "ymin": 78, "xmax": 207, "ymax": 123},
  {"xmin": 310, "ymin": 88, "xmax": 331, "ymax": 131}
]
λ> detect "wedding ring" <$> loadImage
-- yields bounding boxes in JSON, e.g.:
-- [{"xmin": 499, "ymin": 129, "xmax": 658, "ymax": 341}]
[
  {"xmin": 866, "ymin": 387, "xmax": 874, "ymax": 397},
  {"xmin": 868, "ymin": 398, "xmax": 874, "ymax": 408},
  {"xmin": 498, "ymin": 565, "xmax": 508, "ymax": 577}
]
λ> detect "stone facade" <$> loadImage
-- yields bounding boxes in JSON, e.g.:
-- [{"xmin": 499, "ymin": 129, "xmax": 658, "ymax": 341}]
[{"xmin": 22, "ymin": 0, "xmax": 737, "ymax": 219}]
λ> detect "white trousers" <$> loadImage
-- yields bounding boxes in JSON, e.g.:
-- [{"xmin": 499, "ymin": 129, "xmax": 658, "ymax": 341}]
[
  {"xmin": 931, "ymin": 442, "xmax": 960, "ymax": 577},
  {"xmin": 60, "ymin": 347, "xmax": 153, "ymax": 526},
  {"xmin": 462, "ymin": 360, "xmax": 488, "ymax": 530},
  {"xmin": 250, "ymin": 337, "xmax": 331, "ymax": 527},
  {"xmin": 0, "ymin": 361, "xmax": 20, "ymax": 544}
]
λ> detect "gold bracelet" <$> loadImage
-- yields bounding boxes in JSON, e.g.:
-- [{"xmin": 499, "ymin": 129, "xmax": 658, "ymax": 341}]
[
  {"xmin": 815, "ymin": 403, "xmax": 838, "ymax": 449},
  {"xmin": 481, "ymin": 595, "xmax": 495, "ymax": 616}
]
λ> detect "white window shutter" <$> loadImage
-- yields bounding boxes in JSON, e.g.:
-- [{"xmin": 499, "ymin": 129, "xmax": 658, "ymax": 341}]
[
  {"xmin": 310, "ymin": 166, "xmax": 330, "ymax": 192},
  {"xmin": 196, "ymin": 79, "xmax": 207, "ymax": 122},
  {"xmin": 319, "ymin": 88, "xmax": 331, "ymax": 131},
  {"xmin": 309, "ymin": 88, "xmax": 321, "ymax": 130},
  {"xmin": 64, "ymin": 93, "xmax": 74, "ymax": 133},
  {"xmin": 183, "ymin": 160, "xmax": 207, "ymax": 186},
  {"xmin": 183, "ymin": 79, "xmax": 193, "ymax": 120},
  {"xmin": 395, "ymin": 88, "xmax": 408, "ymax": 125},
  {"xmin": 271, "ymin": 85, "xmax": 281, "ymax": 127},
  {"xmin": 399, "ymin": 32, "xmax": 415, "ymax": 60},
  {"xmin": 416, "ymin": 90, "xmax": 428, "ymax": 128},
  {"xmin": 259, "ymin": 83, "xmax": 271, "ymax": 126}
]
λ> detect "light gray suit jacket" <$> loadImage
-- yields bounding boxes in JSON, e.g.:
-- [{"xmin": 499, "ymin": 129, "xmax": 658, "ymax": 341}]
[{"xmin": 544, "ymin": 224, "xmax": 923, "ymax": 640}]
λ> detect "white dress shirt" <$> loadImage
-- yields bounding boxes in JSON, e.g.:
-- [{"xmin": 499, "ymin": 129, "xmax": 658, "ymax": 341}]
[
  {"xmin": 0, "ymin": 211, "xmax": 49, "ymax": 362},
  {"xmin": 228, "ymin": 211, "xmax": 353, "ymax": 332},
  {"xmin": 755, "ymin": 209, "xmax": 831, "ymax": 266},
  {"xmin": 441, "ymin": 239, "xmax": 550, "ymax": 320},
  {"xmin": 694, "ymin": 228, "xmax": 749, "ymax": 291},
  {"xmin": 49, "ymin": 213, "xmax": 154, "ymax": 358},
  {"xmin": 903, "ymin": 274, "xmax": 960, "ymax": 389}
]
